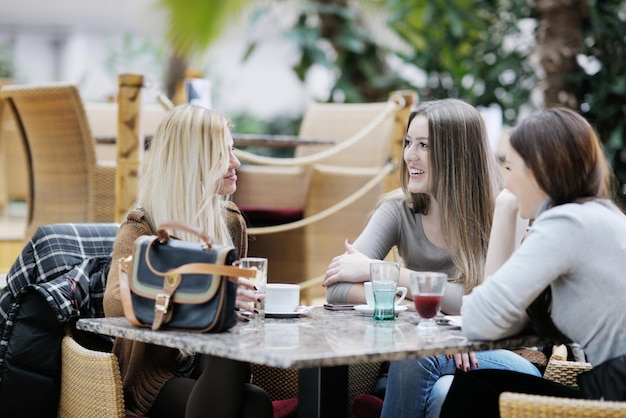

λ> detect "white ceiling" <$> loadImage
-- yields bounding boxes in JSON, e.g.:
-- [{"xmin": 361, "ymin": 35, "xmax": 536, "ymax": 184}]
[{"xmin": 0, "ymin": 0, "xmax": 166, "ymax": 35}]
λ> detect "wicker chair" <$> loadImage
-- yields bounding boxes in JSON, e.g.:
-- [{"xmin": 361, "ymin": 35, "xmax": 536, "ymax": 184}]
[
  {"xmin": 500, "ymin": 351, "xmax": 626, "ymax": 418},
  {"xmin": 499, "ymin": 392, "xmax": 626, "ymax": 417},
  {"xmin": 233, "ymin": 101, "xmax": 395, "ymax": 222},
  {"xmin": 58, "ymin": 335, "xmax": 125, "ymax": 418},
  {"xmin": 0, "ymin": 78, "xmax": 29, "ymax": 214},
  {"xmin": 0, "ymin": 83, "xmax": 116, "ymax": 241}
]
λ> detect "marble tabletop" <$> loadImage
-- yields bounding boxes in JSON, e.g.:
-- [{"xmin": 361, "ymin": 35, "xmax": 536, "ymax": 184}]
[{"xmin": 76, "ymin": 307, "xmax": 552, "ymax": 370}]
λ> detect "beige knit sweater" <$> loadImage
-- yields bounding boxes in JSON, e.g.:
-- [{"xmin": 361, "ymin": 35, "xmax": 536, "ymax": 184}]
[{"xmin": 103, "ymin": 202, "xmax": 248, "ymax": 416}]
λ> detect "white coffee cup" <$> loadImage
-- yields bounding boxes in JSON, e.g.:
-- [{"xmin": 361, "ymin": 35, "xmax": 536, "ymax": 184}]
[
  {"xmin": 265, "ymin": 283, "xmax": 300, "ymax": 313},
  {"xmin": 363, "ymin": 281, "xmax": 407, "ymax": 308}
]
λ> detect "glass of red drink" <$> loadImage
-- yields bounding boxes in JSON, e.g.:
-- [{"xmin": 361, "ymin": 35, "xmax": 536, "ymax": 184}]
[{"xmin": 410, "ymin": 272, "xmax": 447, "ymax": 336}]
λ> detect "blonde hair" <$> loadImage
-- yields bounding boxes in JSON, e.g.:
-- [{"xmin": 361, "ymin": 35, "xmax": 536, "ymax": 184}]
[
  {"xmin": 397, "ymin": 98, "xmax": 503, "ymax": 292},
  {"xmin": 136, "ymin": 104, "xmax": 233, "ymax": 245}
]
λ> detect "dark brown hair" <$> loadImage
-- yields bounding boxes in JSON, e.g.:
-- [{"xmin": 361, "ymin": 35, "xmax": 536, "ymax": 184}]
[{"xmin": 509, "ymin": 107, "xmax": 611, "ymax": 206}]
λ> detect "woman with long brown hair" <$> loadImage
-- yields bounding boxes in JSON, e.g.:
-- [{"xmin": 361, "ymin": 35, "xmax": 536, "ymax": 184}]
[{"xmin": 324, "ymin": 98, "xmax": 541, "ymax": 418}]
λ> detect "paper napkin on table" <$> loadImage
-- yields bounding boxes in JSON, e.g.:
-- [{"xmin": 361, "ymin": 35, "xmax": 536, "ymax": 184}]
[{"xmin": 444, "ymin": 315, "xmax": 463, "ymax": 327}]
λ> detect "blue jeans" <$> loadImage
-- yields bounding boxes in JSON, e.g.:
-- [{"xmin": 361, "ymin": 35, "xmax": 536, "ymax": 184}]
[{"xmin": 380, "ymin": 349, "xmax": 541, "ymax": 418}]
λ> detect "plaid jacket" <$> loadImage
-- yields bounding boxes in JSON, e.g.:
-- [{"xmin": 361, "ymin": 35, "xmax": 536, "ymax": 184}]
[{"xmin": 0, "ymin": 223, "xmax": 118, "ymax": 382}]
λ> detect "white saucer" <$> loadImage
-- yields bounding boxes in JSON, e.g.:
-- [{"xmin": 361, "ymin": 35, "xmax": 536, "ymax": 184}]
[{"xmin": 354, "ymin": 304, "xmax": 408, "ymax": 316}]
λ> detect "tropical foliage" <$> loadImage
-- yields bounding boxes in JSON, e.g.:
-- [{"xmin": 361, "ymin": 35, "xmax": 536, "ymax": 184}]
[
  {"xmin": 385, "ymin": 0, "xmax": 537, "ymax": 124},
  {"xmin": 157, "ymin": 0, "xmax": 626, "ymax": 198},
  {"xmin": 576, "ymin": 1, "xmax": 626, "ymax": 198}
]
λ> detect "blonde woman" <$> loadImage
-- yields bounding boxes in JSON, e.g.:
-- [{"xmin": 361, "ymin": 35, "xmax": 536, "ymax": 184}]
[
  {"xmin": 324, "ymin": 99, "xmax": 540, "ymax": 418},
  {"xmin": 104, "ymin": 105, "xmax": 273, "ymax": 418}
]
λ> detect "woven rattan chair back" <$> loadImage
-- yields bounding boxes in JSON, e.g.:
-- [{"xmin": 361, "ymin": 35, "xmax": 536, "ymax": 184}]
[
  {"xmin": 543, "ymin": 356, "xmax": 592, "ymax": 388},
  {"xmin": 234, "ymin": 101, "xmax": 394, "ymax": 215},
  {"xmin": 0, "ymin": 83, "xmax": 115, "ymax": 240},
  {"xmin": 499, "ymin": 353, "xmax": 626, "ymax": 417},
  {"xmin": 57, "ymin": 335, "xmax": 125, "ymax": 418},
  {"xmin": 499, "ymin": 391, "xmax": 626, "ymax": 418},
  {"xmin": 295, "ymin": 101, "xmax": 394, "ymax": 167}
]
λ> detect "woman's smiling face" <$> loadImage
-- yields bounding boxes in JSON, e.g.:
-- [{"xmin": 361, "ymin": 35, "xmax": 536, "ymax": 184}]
[{"xmin": 404, "ymin": 115, "xmax": 431, "ymax": 195}]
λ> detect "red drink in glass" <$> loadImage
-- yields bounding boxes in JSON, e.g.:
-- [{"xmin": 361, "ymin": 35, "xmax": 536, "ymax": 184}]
[
  {"xmin": 410, "ymin": 272, "xmax": 447, "ymax": 337},
  {"xmin": 413, "ymin": 294, "xmax": 443, "ymax": 319}
]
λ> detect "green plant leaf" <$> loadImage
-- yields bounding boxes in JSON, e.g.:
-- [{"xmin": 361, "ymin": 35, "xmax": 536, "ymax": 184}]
[{"xmin": 159, "ymin": 0, "xmax": 251, "ymax": 56}]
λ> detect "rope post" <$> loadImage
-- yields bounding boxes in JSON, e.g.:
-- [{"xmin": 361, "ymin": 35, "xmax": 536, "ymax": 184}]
[
  {"xmin": 386, "ymin": 90, "xmax": 418, "ymax": 192},
  {"xmin": 116, "ymin": 74, "xmax": 144, "ymax": 222}
]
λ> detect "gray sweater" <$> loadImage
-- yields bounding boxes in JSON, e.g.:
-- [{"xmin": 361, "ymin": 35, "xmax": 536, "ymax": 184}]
[
  {"xmin": 326, "ymin": 198, "xmax": 464, "ymax": 314},
  {"xmin": 462, "ymin": 199, "xmax": 626, "ymax": 366}
]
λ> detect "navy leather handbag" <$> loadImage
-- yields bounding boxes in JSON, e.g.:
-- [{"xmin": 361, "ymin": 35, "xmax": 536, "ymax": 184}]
[{"xmin": 119, "ymin": 221, "xmax": 255, "ymax": 332}]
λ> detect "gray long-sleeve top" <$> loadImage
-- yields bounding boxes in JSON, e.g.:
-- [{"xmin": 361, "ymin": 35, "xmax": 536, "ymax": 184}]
[
  {"xmin": 462, "ymin": 199, "xmax": 626, "ymax": 366},
  {"xmin": 326, "ymin": 198, "xmax": 464, "ymax": 314}
]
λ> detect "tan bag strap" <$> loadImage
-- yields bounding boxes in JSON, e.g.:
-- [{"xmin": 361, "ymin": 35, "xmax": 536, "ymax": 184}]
[
  {"xmin": 143, "ymin": 235, "xmax": 256, "ymax": 280},
  {"xmin": 160, "ymin": 260, "xmax": 256, "ymax": 279},
  {"xmin": 148, "ymin": 221, "xmax": 257, "ymax": 279},
  {"xmin": 156, "ymin": 221, "xmax": 213, "ymax": 248},
  {"xmin": 118, "ymin": 256, "xmax": 142, "ymax": 327}
]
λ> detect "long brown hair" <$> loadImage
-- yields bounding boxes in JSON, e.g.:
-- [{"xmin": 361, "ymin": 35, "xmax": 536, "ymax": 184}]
[
  {"xmin": 398, "ymin": 98, "xmax": 503, "ymax": 292},
  {"xmin": 509, "ymin": 107, "xmax": 612, "ymax": 206}
]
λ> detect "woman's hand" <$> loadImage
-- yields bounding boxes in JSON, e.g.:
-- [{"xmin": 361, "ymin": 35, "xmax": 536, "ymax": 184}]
[
  {"xmin": 323, "ymin": 239, "xmax": 373, "ymax": 287},
  {"xmin": 495, "ymin": 188, "xmax": 519, "ymax": 214},
  {"xmin": 234, "ymin": 276, "xmax": 262, "ymax": 320},
  {"xmin": 447, "ymin": 352, "xmax": 479, "ymax": 372}
]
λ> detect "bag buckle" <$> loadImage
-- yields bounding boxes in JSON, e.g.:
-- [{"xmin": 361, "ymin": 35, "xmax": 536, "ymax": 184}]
[
  {"xmin": 152, "ymin": 273, "xmax": 180, "ymax": 330},
  {"xmin": 155, "ymin": 294, "xmax": 171, "ymax": 314},
  {"xmin": 152, "ymin": 293, "xmax": 171, "ymax": 331},
  {"xmin": 119, "ymin": 255, "xmax": 133, "ymax": 273}
]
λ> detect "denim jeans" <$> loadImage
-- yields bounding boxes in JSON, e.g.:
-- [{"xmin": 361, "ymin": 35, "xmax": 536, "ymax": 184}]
[{"xmin": 380, "ymin": 349, "xmax": 541, "ymax": 418}]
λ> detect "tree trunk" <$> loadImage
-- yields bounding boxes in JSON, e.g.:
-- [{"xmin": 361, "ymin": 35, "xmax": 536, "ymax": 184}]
[
  {"xmin": 164, "ymin": 51, "xmax": 188, "ymax": 102},
  {"xmin": 536, "ymin": 0, "xmax": 586, "ymax": 109}
]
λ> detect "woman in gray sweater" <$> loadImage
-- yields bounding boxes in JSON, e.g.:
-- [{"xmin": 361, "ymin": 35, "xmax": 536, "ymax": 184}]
[{"xmin": 441, "ymin": 107, "xmax": 626, "ymax": 416}]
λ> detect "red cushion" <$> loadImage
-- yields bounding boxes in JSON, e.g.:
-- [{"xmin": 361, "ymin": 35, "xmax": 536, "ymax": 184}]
[
  {"xmin": 238, "ymin": 207, "xmax": 304, "ymax": 226},
  {"xmin": 352, "ymin": 394, "xmax": 384, "ymax": 418},
  {"xmin": 272, "ymin": 397, "xmax": 298, "ymax": 418}
]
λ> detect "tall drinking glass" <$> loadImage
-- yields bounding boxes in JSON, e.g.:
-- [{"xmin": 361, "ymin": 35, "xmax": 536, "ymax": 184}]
[
  {"xmin": 370, "ymin": 262, "xmax": 401, "ymax": 321},
  {"xmin": 239, "ymin": 257, "xmax": 268, "ymax": 324},
  {"xmin": 410, "ymin": 272, "xmax": 447, "ymax": 336}
]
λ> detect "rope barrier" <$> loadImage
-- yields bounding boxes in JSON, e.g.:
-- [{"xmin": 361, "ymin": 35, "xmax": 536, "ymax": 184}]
[
  {"xmin": 234, "ymin": 99, "xmax": 399, "ymax": 167},
  {"xmin": 247, "ymin": 160, "xmax": 396, "ymax": 235}
]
